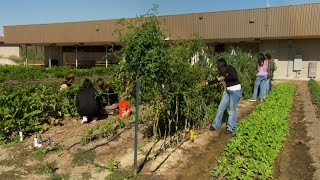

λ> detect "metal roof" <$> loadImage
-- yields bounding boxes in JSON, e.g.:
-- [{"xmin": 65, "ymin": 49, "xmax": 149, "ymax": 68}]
[{"xmin": 4, "ymin": 3, "xmax": 320, "ymax": 45}]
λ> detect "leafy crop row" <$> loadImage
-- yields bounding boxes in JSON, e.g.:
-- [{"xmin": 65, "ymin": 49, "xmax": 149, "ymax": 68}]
[
  {"xmin": 212, "ymin": 83, "xmax": 296, "ymax": 179},
  {"xmin": 0, "ymin": 70, "xmax": 125, "ymax": 144},
  {"xmin": 0, "ymin": 84, "xmax": 78, "ymax": 143},
  {"xmin": 0, "ymin": 65, "xmax": 119, "ymax": 82},
  {"xmin": 308, "ymin": 79, "xmax": 320, "ymax": 109}
]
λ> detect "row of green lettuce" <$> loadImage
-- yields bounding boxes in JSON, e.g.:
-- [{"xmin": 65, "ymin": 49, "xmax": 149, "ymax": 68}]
[
  {"xmin": 308, "ymin": 79, "xmax": 320, "ymax": 109},
  {"xmin": 212, "ymin": 83, "xmax": 296, "ymax": 179}
]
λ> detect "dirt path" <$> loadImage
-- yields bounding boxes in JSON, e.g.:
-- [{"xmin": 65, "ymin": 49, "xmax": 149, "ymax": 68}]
[
  {"xmin": 273, "ymin": 81, "xmax": 316, "ymax": 179},
  {"xmin": 142, "ymin": 100, "xmax": 258, "ymax": 180}
]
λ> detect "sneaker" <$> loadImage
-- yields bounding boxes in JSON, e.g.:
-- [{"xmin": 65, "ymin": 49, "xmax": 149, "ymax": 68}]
[
  {"xmin": 91, "ymin": 117, "xmax": 98, "ymax": 123},
  {"xmin": 81, "ymin": 116, "xmax": 88, "ymax": 124},
  {"xmin": 249, "ymin": 99, "xmax": 256, "ymax": 102},
  {"xmin": 209, "ymin": 126, "xmax": 218, "ymax": 131},
  {"xmin": 225, "ymin": 130, "xmax": 234, "ymax": 134}
]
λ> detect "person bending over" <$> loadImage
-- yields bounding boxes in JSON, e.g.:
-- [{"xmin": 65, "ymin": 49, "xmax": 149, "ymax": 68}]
[
  {"xmin": 208, "ymin": 58, "xmax": 242, "ymax": 134},
  {"xmin": 76, "ymin": 79, "xmax": 98, "ymax": 123}
]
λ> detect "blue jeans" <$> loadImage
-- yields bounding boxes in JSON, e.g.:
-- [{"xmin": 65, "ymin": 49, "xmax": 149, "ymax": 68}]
[
  {"xmin": 269, "ymin": 75, "xmax": 273, "ymax": 91},
  {"xmin": 251, "ymin": 75, "xmax": 267, "ymax": 100},
  {"xmin": 265, "ymin": 79, "xmax": 270, "ymax": 96},
  {"xmin": 212, "ymin": 89, "xmax": 242, "ymax": 132}
]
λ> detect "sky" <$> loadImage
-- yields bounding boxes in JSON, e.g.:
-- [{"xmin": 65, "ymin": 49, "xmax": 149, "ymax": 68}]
[{"xmin": 1, "ymin": 0, "xmax": 320, "ymax": 34}]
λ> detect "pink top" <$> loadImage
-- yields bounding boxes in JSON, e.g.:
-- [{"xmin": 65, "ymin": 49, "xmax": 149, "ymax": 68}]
[{"xmin": 257, "ymin": 64, "xmax": 268, "ymax": 76}]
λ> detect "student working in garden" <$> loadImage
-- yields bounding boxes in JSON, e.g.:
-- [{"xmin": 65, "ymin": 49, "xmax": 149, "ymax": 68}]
[
  {"xmin": 96, "ymin": 78, "xmax": 119, "ymax": 116},
  {"xmin": 59, "ymin": 73, "xmax": 75, "ymax": 91},
  {"xmin": 250, "ymin": 53, "xmax": 268, "ymax": 101},
  {"xmin": 208, "ymin": 58, "xmax": 242, "ymax": 134},
  {"xmin": 76, "ymin": 79, "xmax": 98, "ymax": 123}
]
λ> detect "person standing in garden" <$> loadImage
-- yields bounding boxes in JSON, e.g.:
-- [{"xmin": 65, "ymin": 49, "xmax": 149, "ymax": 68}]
[
  {"xmin": 76, "ymin": 79, "xmax": 98, "ymax": 123},
  {"xmin": 249, "ymin": 53, "xmax": 268, "ymax": 101},
  {"xmin": 59, "ymin": 73, "xmax": 75, "ymax": 91},
  {"xmin": 265, "ymin": 53, "xmax": 274, "ymax": 93},
  {"xmin": 208, "ymin": 58, "xmax": 242, "ymax": 134}
]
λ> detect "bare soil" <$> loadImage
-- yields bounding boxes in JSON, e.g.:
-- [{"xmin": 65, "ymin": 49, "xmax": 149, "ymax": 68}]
[
  {"xmin": 1, "ymin": 80, "xmax": 320, "ymax": 180},
  {"xmin": 273, "ymin": 81, "xmax": 316, "ymax": 179},
  {"xmin": 144, "ymin": 100, "xmax": 258, "ymax": 180}
]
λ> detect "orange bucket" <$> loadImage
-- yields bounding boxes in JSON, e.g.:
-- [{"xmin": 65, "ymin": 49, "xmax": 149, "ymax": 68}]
[{"xmin": 119, "ymin": 100, "xmax": 131, "ymax": 119}]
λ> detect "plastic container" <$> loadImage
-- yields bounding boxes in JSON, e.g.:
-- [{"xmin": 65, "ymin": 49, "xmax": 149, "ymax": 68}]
[
  {"xmin": 119, "ymin": 100, "xmax": 131, "ymax": 119},
  {"xmin": 19, "ymin": 131, "xmax": 23, "ymax": 142}
]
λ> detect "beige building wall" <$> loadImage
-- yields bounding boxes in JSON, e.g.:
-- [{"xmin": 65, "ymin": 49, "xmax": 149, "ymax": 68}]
[
  {"xmin": 260, "ymin": 39, "xmax": 320, "ymax": 79},
  {"xmin": 0, "ymin": 45, "xmax": 20, "ymax": 57}
]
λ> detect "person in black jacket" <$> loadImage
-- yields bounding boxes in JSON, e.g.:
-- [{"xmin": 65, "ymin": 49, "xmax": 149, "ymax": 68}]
[
  {"xmin": 76, "ymin": 79, "xmax": 98, "ymax": 123},
  {"xmin": 208, "ymin": 58, "xmax": 242, "ymax": 134}
]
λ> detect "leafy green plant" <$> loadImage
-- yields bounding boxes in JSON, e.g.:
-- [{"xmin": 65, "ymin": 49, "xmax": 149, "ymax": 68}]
[
  {"xmin": 115, "ymin": 7, "xmax": 224, "ymax": 141},
  {"xmin": 309, "ymin": 79, "xmax": 320, "ymax": 109},
  {"xmin": 212, "ymin": 83, "xmax": 296, "ymax": 179},
  {"xmin": 106, "ymin": 156, "xmax": 119, "ymax": 172},
  {"xmin": 81, "ymin": 128, "xmax": 94, "ymax": 144},
  {"xmin": 32, "ymin": 146, "xmax": 50, "ymax": 160},
  {"xmin": 105, "ymin": 170, "xmax": 134, "ymax": 180}
]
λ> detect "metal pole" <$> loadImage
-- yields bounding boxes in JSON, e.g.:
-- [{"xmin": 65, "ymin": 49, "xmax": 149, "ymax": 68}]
[
  {"xmin": 25, "ymin": 45, "xmax": 28, "ymax": 66},
  {"xmin": 76, "ymin": 46, "xmax": 78, "ymax": 68},
  {"xmin": 133, "ymin": 65, "xmax": 140, "ymax": 174},
  {"xmin": 49, "ymin": 46, "xmax": 51, "ymax": 68},
  {"xmin": 105, "ymin": 46, "xmax": 108, "ymax": 68}
]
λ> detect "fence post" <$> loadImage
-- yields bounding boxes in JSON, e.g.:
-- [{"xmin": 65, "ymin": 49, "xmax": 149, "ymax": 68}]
[{"xmin": 133, "ymin": 65, "xmax": 140, "ymax": 175}]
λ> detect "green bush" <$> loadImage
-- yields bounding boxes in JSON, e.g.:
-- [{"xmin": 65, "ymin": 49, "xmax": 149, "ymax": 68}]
[
  {"xmin": 0, "ymin": 83, "xmax": 78, "ymax": 143},
  {"xmin": 116, "ymin": 9, "xmax": 256, "ymax": 139},
  {"xmin": 0, "ymin": 65, "xmax": 118, "ymax": 81},
  {"xmin": 21, "ymin": 45, "xmax": 44, "ymax": 63},
  {"xmin": 8, "ymin": 55, "xmax": 23, "ymax": 63}
]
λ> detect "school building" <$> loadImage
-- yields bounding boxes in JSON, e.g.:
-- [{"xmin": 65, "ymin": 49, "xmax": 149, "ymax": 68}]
[
  {"xmin": 0, "ymin": 35, "xmax": 20, "ymax": 58},
  {"xmin": 3, "ymin": 3, "xmax": 320, "ymax": 79}
]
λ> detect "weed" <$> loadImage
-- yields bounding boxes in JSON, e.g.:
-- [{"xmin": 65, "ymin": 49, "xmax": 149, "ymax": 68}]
[
  {"xmin": 0, "ymin": 170, "xmax": 21, "ymax": 180},
  {"xmin": 50, "ymin": 173, "xmax": 70, "ymax": 180},
  {"xmin": 81, "ymin": 128, "xmax": 94, "ymax": 144},
  {"xmin": 105, "ymin": 170, "xmax": 134, "ymax": 180},
  {"xmin": 32, "ymin": 146, "xmax": 49, "ymax": 160},
  {"xmin": 80, "ymin": 172, "xmax": 92, "ymax": 180},
  {"xmin": 0, "ymin": 159, "xmax": 15, "ymax": 166},
  {"xmin": 35, "ymin": 161, "xmax": 57, "ymax": 174},
  {"xmin": 72, "ymin": 150, "xmax": 96, "ymax": 166},
  {"xmin": 117, "ymin": 118, "xmax": 126, "ymax": 128},
  {"xmin": 106, "ymin": 156, "xmax": 119, "ymax": 172},
  {"xmin": 0, "ymin": 149, "xmax": 29, "ymax": 168}
]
